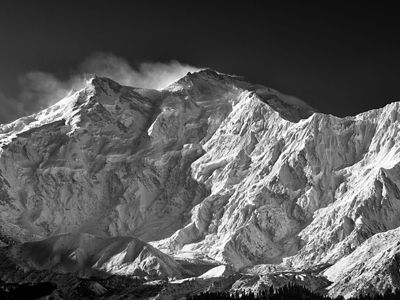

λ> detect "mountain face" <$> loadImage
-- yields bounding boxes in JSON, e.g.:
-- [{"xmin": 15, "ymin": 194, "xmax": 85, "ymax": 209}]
[{"xmin": 0, "ymin": 69, "xmax": 400, "ymax": 298}]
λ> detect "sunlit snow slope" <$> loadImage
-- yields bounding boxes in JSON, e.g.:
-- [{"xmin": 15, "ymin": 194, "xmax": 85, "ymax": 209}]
[{"xmin": 1, "ymin": 69, "xmax": 400, "ymax": 297}]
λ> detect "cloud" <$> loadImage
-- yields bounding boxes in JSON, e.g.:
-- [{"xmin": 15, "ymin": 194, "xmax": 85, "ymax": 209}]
[
  {"xmin": 79, "ymin": 53, "xmax": 199, "ymax": 90},
  {"xmin": 0, "ymin": 53, "xmax": 200, "ymax": 124},
  {"xmin": 17, "ymin": 72, "xmax": 84, "ymax": 112},
  {"xmin": 0, "ymin": 92, "xmax": 23, "ymax": 124}
]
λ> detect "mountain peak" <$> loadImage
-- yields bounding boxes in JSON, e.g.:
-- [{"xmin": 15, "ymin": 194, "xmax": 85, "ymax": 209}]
[
  {"xmin": 178, "ymin": 68, "xmax": 244, "ymax": 86},
  {"xmin": 186, "ymin": 68, "xmax": 241, "ymax": 80},
  {"xmin": 88, "ymin": 75, "xmax": 122, "ymax": 91},
  {"xmin": 165, "ymin": 68, "xmax": 315, "ymax": 122}
]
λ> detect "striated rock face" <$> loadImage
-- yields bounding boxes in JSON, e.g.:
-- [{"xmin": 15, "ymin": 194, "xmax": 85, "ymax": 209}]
[{"xmin": 1, "ymin": 68, "xmax": 400, "ymax": 297}]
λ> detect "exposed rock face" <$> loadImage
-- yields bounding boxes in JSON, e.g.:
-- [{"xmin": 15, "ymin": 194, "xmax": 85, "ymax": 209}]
[{"xmin": 1, "ymin": 69, "xmax": 400, "ymax": 297}]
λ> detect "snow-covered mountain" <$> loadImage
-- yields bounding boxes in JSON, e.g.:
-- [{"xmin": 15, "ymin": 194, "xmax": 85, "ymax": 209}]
[{"xmin": 0, "ymin": 69, "xmax": 400, "ymax": 298}]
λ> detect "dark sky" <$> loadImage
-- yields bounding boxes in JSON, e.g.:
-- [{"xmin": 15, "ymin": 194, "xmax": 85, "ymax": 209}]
[{"xmin": 0, "ymin": 1, "xmax": 400, "ymax": 119}]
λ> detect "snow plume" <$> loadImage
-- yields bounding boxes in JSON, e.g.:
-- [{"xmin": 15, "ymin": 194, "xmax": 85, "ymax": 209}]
[
  {"xmin": 0, "ymin": 71, "xmax": 86, "ymax": 124},
  {"xmin": 18, "ymin": 71, "xmax": 85, "ymax": 111},
  {"xmin": 0, "ymin": 53, "xmax": 200, "ymax": 124},
  {"xmin": 0, "ymin": 91, "xmax": 23, "ymax": 125},
  {"xmin": 79, "ymin": 52, "xmax": 199, "ymax": 90}
]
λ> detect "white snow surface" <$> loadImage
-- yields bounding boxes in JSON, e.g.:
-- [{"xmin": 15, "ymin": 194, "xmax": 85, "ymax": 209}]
[
  {"xmin": 199, "ymin": 265, "xmax": 233, "ymax": 279},
  {"xmin": 1, "ymin": 69, "xmax": 400, "ymax": 296}
]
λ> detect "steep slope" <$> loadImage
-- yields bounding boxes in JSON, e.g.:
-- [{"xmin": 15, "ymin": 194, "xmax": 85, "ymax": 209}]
[
  {"xmin": 155, "ymin": 96, "xmax": 400, "ymax": 275},
  {"xmin": 0, "ymin": 75, "xmax": 207, "ymax": 243},
  {"xmin": 324, "ymin": 227, "xmax": 400, "ymax": 298},
  {"xmin": 1, "ymin": 69, "xmax": 400, "ymax": 297}
]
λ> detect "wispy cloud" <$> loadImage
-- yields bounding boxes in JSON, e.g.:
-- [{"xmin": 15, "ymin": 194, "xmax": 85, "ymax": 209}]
[
  {"xmin": 0, "ymin": 53, "xmax": 200, "ymax": 124},
  {"xmin": 79, "ymin": 52, "xmax": 199, "ymax": 90}
]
